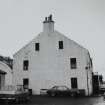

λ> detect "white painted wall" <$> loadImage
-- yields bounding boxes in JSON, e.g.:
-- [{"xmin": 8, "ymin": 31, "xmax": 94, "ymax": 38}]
[
  {"xmin": 0, "ymin": 74, "xmax": 5, "ymax": 89},
  {"xmin": 13, "ymin": 16, "xmax": 93, "ymax": 96},
  {"xmin": 0, "ymin": 61, "xmax": 13, "ymax": 86}
]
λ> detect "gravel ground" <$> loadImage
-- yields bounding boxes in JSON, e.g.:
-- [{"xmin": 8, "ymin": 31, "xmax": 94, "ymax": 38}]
[{"xmin": 0, "ymin": 95, "xmax": 105, "ymax": 105}]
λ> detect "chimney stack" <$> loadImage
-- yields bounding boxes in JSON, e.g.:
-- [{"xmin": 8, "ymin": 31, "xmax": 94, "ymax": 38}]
[{"xmin": 43, "ymin": 14, "xmax": 54, "ymax": 33}]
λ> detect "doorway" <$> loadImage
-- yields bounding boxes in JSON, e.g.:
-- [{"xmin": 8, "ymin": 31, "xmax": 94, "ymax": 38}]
[
  {"xmin": 71, "ymin": 78, "xmax": 78, "ymax": 89},
  {"xmin": 23, "ymin": 78, "xmax": 29, "ymax": 89}
]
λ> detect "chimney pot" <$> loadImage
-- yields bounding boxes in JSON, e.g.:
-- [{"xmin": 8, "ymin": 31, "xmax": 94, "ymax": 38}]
[{"xmin": 43, "ymin": 14, "xmax": 54, "ymax": 33}]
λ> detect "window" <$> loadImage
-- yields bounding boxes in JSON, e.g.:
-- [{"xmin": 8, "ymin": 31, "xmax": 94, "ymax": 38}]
[
  {"xmin": 71, "ymin": 78, "xmax": 78, "ymax": 89},
  {"xmin": 52, "ymin": 86, "xmax": 57, "ymax": 90},
  {"xmin": 23, "ymin": 60, "xmax": 29, "ymax": 70},
  {"xmin": 23, "ymin": 78, "xmax": 29, "ymax": 89},
  {"xmin": 35, "ymin": 43, "xmax": 40, "ymax": 51},
  {"xmin": 70, "ymin": 58, "xmax": 77, "ymax": 69},
  {"xmin": 59, "ymin": 41, "xmax": 63, "ymax": 49}
]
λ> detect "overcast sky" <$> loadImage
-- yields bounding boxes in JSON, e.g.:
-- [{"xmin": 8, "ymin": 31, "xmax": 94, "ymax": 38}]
[{"xmin": 0, "ymin": 0, "xmax": 105, "ymax": 78}]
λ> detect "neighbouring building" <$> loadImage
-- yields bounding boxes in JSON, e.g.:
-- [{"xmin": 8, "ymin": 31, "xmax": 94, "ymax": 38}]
[
  {"xmin": 13, "ymin": 15, "xmax": 93, "ymax": 96},
  {"xmin": 100, "ymin": 81, "xmax": 105, "ymax": 94},
  {"xmin": 0, "ymin": 56, "xmax": 13, "ymax": 89},
  {"xmin": 92, "ymin": 72, "xmax": 104, "ymax": 94}
]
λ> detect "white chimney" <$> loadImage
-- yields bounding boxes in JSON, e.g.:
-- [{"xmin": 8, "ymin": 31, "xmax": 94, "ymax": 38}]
[{"xmin": 43, "ymin": 15, "xmax": 54, "ymax": 33}]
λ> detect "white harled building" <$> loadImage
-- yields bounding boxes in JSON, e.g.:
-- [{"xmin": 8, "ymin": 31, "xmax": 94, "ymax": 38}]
[
  {"xmin": 13, "ymin": 15, "xmax": 93, "ymax": 96},
  {"xmin": 0, "ymin": 60, "xmax": 13, "ymax": 89}
]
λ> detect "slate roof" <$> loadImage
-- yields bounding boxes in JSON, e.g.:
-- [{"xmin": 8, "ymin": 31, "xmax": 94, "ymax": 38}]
[{"xmin": 0, "ymin": 69, "xmax": 7, "ymax": 74}]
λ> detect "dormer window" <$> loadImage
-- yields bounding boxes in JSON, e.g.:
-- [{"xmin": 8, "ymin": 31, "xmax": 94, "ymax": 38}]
[
  {"xmin": 59, "ymin": 41, "xmax": 63, "ymax": 49},
  {"xmin": 35, "ymin": 43, "xmax": 40, "ymax": 51}
]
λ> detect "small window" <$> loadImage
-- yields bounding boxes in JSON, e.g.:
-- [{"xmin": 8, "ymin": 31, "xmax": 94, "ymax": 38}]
[
  {"xmin": 59, "ymin": 41, "xmax": 63, "ymax": 49},
  {"xmin": 35, "ymin": 43, "xmax": 40, "ymax": 51},
  {"xmin": 23, "ymin": 78, "xmax": 29, "ymax": 89},
  {"xmin": 70, "ymin": 58, "xmax": 77, "ymax": 69},
  {"xmin": 23, "ymin": 60, "xmax": 29, "ymax": 70}
]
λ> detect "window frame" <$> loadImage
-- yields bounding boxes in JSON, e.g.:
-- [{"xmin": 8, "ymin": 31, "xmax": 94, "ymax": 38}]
[
  {"xmin": 59, "ymin": 41, "xmax": 64, "ymax": 49},
  {"xmin": 35, "ymin": 43, "xmax": 40, "ymax": 51},
  {"xmin": 70, "ymin": 58, "xmax": 77, "ymax": 69},
  {"xmin": 23, "ymin": 60, "xmax": 29, "ymax": 71}
]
